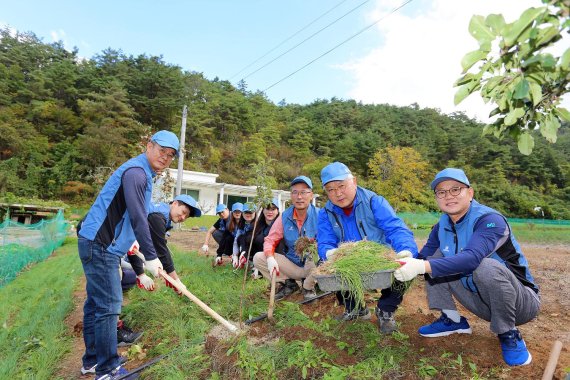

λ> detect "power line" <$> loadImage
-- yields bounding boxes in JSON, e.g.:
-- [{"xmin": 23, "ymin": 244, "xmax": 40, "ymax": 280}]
[
  {"xmin": 230, "ymin": 0, "xmax": 350, "ymax": 80},
  {"xmin": 263, "ymin": 0, "xmax": 414, "ymax": 93},
  {"xmin": 240, "ymin": 0, "xmax": 372, "ymax": 82}
]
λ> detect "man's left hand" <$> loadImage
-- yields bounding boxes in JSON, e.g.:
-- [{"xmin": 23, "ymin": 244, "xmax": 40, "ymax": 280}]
[
  {"xmin": 145, "ymin": 258, "xmax": 163, "ymax": 277},
  {"xmin": 396, "ymin": 250, "xmax": 413, "ymax": 259},
  {"xmin": 394, "ymin": 257, "xmax": 426, "ymax": 282}
]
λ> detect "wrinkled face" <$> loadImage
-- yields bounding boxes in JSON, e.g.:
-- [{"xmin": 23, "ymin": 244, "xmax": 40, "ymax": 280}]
[
  {"xmin": 217, "ymin": 209, "xmax": 229, "ymax": 220},
  {"xmin": 290, "ymin": 183, "xmax": 313, "ymax": 211},
  {"xmin": 324, "ymin": 177, "xmax": 357, "ymax": 209},
  {"xmin": 170, "ymin": 201, "xmax": 191, "ymax": 223},
  {"xmin": 263, "ymin": 205, "xmax": 278, "ymax": 222},
  {"xmin": 434, "ymin": 179, "xmax": 474, "ymax": 222},
  {"xmin": 243, "ymin": 211, "xmax": 255, "ymax": 222},
  {"xmin": 146, "ymin": 141, "xmax": 176, "ymax": 174}
]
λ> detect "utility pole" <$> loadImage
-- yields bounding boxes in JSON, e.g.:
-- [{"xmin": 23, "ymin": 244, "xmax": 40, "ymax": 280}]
[{"xmin": 175, "ymin": 105, "xmax": 187, "ymax": 196}]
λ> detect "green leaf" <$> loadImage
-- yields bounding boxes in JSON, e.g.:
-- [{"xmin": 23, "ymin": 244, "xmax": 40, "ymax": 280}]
[
  {"xmin": 540, "ymin": 115, "xmax": 560, "ymax": 143},
  {"xmin": 504, "ymin": 7, "xmax": 546, "ymax": 48},
  {"xmin": 504, "ymin": 108, "xmax": 525, "ymax": 125},
  {"xmin": 460, "ymin": 50, "xmax": 488, "ymax": 73},
  {"xmin": 541, "ymin": 54, "xmax": 556, "ymax": 68},
  {"xmin": 521, "ymin": 55, "xmax": 542, "ymax": 68},
  {"xmin": 454, "ymin": 82, "xmax": 478, "ymax": 105},
  {"xmin": 486, "ymin": 14, "xmax": 506, "ymax": 34},
  {"xmin": 469, "ymin": 15, "xmax": 495, "ymax": 46},
  {"xmin": 561, "ymin": 48, "xmax": 570, "ymax": 68},
  {"xmin": 555, "ymin": 107, "xmax": 570, "ymax": 122},
  {"xmin": 455, "ymin": 73, "xmax": 477, "ymax": 86},
  {"xmin": 517, "ymin": 132, "xmax": 534, "ymax": 155},
  {"xmin": 513, "ymin": 79, "xmax": 530, "ymax": 100},
  {"xmin": 529, "ymin": 82, "xmax": 542, "ymax": 106},
  {"xmin": 489, "ymin": 107, "xmax": 502, "ymax": 117},
  {"xmin": 534, "ymin": 26, "xmax": 561, "ymax": 47}
]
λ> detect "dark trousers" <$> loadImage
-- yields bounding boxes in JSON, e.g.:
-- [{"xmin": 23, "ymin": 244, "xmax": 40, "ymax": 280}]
[{"xmin": 338, "ymin": 280, "xmax": 405, "ymax": 313}]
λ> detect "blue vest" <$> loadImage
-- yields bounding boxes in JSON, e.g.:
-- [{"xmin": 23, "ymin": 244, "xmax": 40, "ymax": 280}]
[
  {"xmin": 437, "ymin": 200, "xmax": 538, "ymax": 293},
  {"xmin": 150, "ymin": 202, "xmax": 171, "ymax": 229},
  {"xmin": 324, "ymin": 186, "xmax": 387, "ymax": 244},
  {"xmin": 218, "ymin": 217, "xmax": 228, "ymax": 232},
  {"xmin": 79, "ymin": 153, "xmax": 154, "ymax": 256},
  {"xmin": 281, "ymin": 204, "xmax": 319, "ymax": 266}
]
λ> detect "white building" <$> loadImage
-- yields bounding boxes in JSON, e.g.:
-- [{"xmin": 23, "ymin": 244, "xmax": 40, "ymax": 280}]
[{"xmin": 162, "ymin": 169, "xmax": 296, "ymax": 215}]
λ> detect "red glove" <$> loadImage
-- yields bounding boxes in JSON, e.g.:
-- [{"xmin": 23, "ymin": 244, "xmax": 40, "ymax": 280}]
[
  {"xmin": 238, "ymin": 252, "xmax": 247, "ymax": 269},
  {"xmin": 164, "ymin": 277, "xmax": 185, "ymax": 295}
]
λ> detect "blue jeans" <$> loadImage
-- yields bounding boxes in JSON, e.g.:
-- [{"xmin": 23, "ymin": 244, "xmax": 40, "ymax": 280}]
[{"xmin": 78, "ymin": 237, "xmax": 122, "ymax": 375}]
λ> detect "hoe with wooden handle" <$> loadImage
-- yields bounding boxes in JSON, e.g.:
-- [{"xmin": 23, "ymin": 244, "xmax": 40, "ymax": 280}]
[
  {"xmin": 267, "ymin": 273, "xmax": 277, "ymax": 321},
  {"xmin": 159, "ymin": 269, "xmax": 239, "ymax": 334}
]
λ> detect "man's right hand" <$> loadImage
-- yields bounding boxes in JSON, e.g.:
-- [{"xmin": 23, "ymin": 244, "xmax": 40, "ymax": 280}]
[
  {"xmin": 266, "ymin": 256, "xmax": 279, "ymax": 277},
  {"xmin": 201, "ymin": 244, "xmax": 209, "ymax": 253},
  {"xmin": 136, "ymin": 274, "xmax": 155, "ymax": 291},
  {"xmin": 325, "ymin": 248, "xmax": 337, "ymax": 260}
]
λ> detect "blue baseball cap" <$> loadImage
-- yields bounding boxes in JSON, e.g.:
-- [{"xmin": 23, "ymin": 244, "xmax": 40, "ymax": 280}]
[
  {"xmin": 215, "ymin": 204, "xmax": 227, "ymax": 214},
  {"xmin": 173, "ymin": 194, "xmax": 201, "ymax": 217},
  {"xmin": 290, "ymin": 175, "xmax": 313, "ymax": 189},
  {"xmin": 430, "ymin": 168, "xmax": 470, "ymax": 190},
  {"xmin": 231, "ymin": 202, "xmax": 244, "ymax": 212},
  {"xmin": 243, "ymin": 204, "xmax": 256, "ymax": 213},
  {"xmin": 321, "ymin": 162, "xmax": 353, "ymax": 186},
  {"xmin": 269, "ymin": 197, "xmax": 280, "ymax": 209},
  {"xmin": 151, "ymin": 130, "xmax": 180, "ymax": 156}
]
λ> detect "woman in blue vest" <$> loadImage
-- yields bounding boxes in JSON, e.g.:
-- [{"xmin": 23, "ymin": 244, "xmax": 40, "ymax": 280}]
[
  {"xmin": 317, "ymin": 162, "xmax": 418, "ymax": 333},
  {"xmin": 214, "ymin": 202, "xmax": 243, "ymax": 265},
  {"xmin": 77, "ymin": 130, "xmax": 179, "ymax": 380},
  {"xmin": 232, "ymin": 203, "xmax": 257, "ymax": 269},
  {"xmin": 394, "ymin": 168, "xmax": 540, "ymax": 367},
  {"xmin": 202, "ymin": 203, "xmax": 229, "ymax": 254}
]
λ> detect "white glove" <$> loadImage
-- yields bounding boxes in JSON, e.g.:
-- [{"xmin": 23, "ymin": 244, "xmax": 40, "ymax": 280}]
[
  {"xmin": 239, "ymin": 252, "xmax": 247, "ymax": 269},
  {"xmin": 136, "ymin": 274, "xmax": 155, "ymax": 291},
  {"xmin": 215, "ymin": 256, "xmax": 223, "ymax": 266},
  {"xmin": 396, "ymin": 250, "xmax": 413, "ymax": 259},
  {"xmin": 266, "ymin": 256, "xmax": 279, "ymax": 277},
  {"xmin": 120, "ymin": 257, "xmax": 133, "ymax": 270},
  {"xmin": 145, "ymin": 258, "xmax": 163, "ymax": 278},
  {"xmin": 325, "ymin": 248, "xmax": 337, "ymax": 260},
  {"xmin": 232, "ymin": 254, "xmax": 239, "ymax": 269},
  {"xmin": 394, "ymin": 257, "xmax": 426, "ymax": 282},
  {"xmin": 201, "ymin": 244, "xmax": 209, "ymax": 253}
]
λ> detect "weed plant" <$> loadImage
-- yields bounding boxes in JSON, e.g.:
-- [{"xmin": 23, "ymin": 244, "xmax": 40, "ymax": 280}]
[{"xmin": 316, "ymin": 241, "xmax": 400, "ymax": 308}]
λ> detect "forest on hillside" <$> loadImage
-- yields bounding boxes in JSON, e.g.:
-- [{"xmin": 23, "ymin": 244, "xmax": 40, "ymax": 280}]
[{"xmin": 1, "ymin": 28, "xmax": 569, "ymax": 218}]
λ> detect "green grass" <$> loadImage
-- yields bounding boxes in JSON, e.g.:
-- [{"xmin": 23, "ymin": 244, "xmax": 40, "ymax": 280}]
[
  {"xmin": 0, "ymin": 237, "xmax": 82, "ymax": 379},
  {"xmin": 181, "ymin": 215, "xmax": 218, "ymax": 229}
]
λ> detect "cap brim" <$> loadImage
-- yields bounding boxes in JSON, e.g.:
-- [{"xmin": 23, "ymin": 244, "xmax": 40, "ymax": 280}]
[
  {"xmin": 290, "ymin": 180, "xmax": 312, "ymax": 188},
  {"xmin": 430, "ymin": 177, "xmax": 469, "ymax": 190},
  {"xmin": 323, "ymin": 174, "xmax": 351, "ymax": 185}
]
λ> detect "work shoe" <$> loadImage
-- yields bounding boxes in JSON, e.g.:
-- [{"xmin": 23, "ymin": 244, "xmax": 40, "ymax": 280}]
[
  {"xmin": 117, "ymin": 324, "xmax": 143, "ymax": 347},
  {"xmin": 275, "ymin": 279, "xmax": 299, "ymax": 301},
  {"xmin": 498, "ymin": 329, "xmax": 532, "ymax": 366},
  {"xmin": 334, "ymin": 308, "xmax": 371, "ymax": 321},
  {"xmin": 81, "ymin": 356, "xmax": 128, "ymax": 375},
  {"xmin": 95, "ymin": 365, "xmax": 139, "ymax": 380},
  {"xmin": 251, "ymin": 268, "xmax": 262, "ymax": 279},
  {"xmin": 418, "ymin": 313, "xmax": 472, "ymax": 337},
  {"xmin": 302, "ymin": 287, "xmax": 318, "ymax": 301},
  {"xmin": 375, "ymin": 308, "xmax": 397, "ymax": 334}
]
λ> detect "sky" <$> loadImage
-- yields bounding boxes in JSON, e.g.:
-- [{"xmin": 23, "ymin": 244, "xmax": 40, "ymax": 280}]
[{"xmin": 1, "ymin": 0, "xmax": 567, "ymax": 123}]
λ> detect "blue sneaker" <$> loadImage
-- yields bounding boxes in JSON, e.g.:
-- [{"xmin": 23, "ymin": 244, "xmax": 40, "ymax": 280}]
[
  {"xmin": 95, "ymin": 365, "xmax": 139, "ymax": 380},
  {"xmin": 418, "ymin": 313, "xmax": 472, "ymax": 337},
  {"xmin": 498, "ymin": 329, "xmax": 532, "ymax": 366}
]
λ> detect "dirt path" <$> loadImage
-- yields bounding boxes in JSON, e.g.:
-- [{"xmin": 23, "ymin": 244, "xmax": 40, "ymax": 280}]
[{"xmin": 58, "ymin": 231, "xmax": 570, "ymax": 379}]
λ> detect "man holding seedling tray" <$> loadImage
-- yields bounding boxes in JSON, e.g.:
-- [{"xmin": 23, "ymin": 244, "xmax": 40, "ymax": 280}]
[
  {"xmin": 317, "ymin": 162, "xmax": 418, "ymax": 333},
  {"xmin": 394, "ymin": 168, "xmax": 540, "ymax": 367}
]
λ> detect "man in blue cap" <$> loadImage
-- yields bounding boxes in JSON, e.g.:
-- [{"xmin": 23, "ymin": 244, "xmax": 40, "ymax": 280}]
[
  {"xmin": 202, "ymin": 203, "xmax": 229, "ymax": 254},
  {"xmin": 77, "ymin": 130, "xmax": 179, "ymax": 380},
  {"xmin": 317, "ymin": 162, "xmax": 418, "ymax": 333},
  {"xmin": 253, "ymin": 176, "xmax": 319, "ymax": 301},
  {"xmin": 124, "ymin": 194, "xmax": 202, "ymax": 293},
  {"xmin": 394, "ymin": 168, "xmax": 540, "ymax": 367}
]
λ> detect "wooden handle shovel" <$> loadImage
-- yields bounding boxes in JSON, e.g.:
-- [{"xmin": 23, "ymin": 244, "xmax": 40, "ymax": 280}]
[
  {"xmin": 159, "ymin": 270, "xmax": 239, "ymax": 334},
  {"xmin": 267, "ymin": 273, "xmax": 277, "ymax": 321}
]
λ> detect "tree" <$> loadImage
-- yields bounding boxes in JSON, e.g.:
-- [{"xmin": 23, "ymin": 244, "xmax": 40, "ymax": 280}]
[
  {"xmin": 367, "ymin": 146, "xmax": 432, "ymax": 212},
  {"xmin": 455, "ymin": 0, "xmax": 570, "ymax": 154}
]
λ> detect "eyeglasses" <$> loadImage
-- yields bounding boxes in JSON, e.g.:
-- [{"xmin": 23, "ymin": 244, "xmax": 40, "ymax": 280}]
[
  {"xmin": 325, "ymin": 183, "xmax": 347, "ymax": 195},
  {"xmin": 153, "ymin": 142, "xmax": 176, "ymax": 160},
  {"xmin": 291, "ymin": 190, "xmax": 312, "ymax": 197},
  {"xmin": 434, "ymin": 186, "xmax": 468, "ymax": 199}
]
